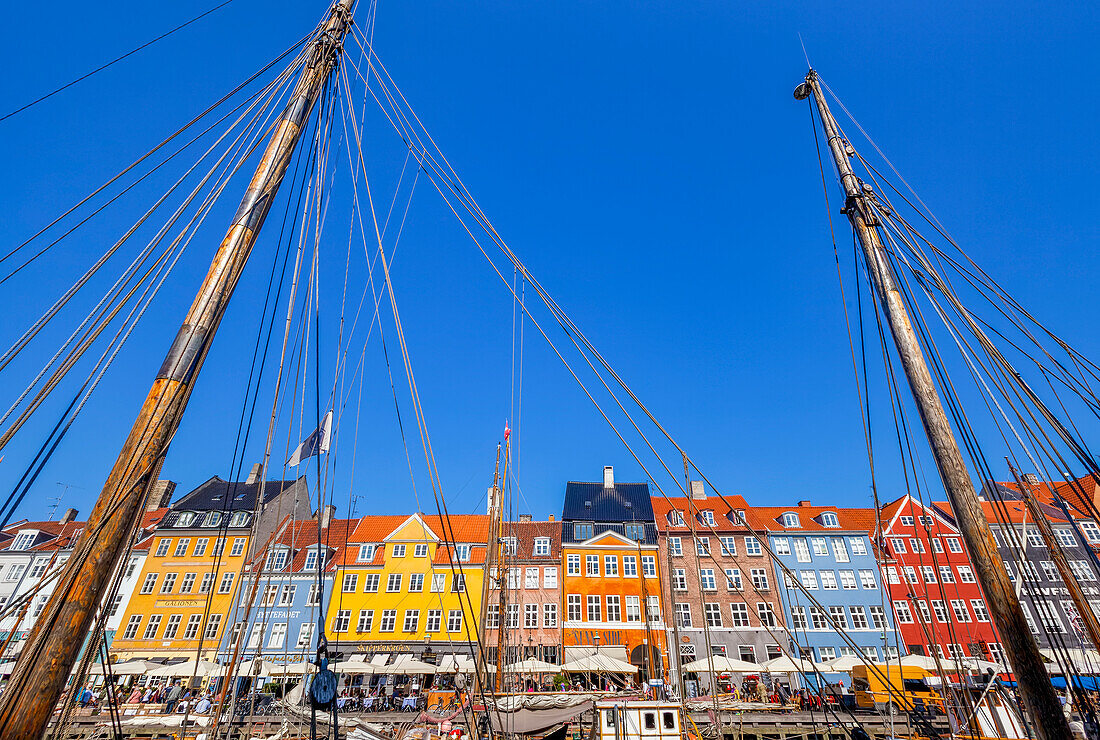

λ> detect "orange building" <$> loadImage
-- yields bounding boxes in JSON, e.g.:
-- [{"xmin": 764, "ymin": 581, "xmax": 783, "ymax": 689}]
[{"xmin": 560, "ymin": 466, "xmax": 667, "ymax": 682}]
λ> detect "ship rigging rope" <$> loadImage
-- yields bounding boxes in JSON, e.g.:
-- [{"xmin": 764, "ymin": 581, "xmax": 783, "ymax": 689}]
[{"xmin": 0, "ymin": 0, "xmax": 237, "ymax": 124}]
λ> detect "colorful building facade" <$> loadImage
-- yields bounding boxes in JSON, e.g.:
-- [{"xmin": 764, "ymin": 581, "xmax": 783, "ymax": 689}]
[
  {"xmin": 560, "ymin": 466, "xmax": 667, "ymax": 681},
  {"xmin": 327, "ymin": 513, "xmax": 489, "ymax": 659}
]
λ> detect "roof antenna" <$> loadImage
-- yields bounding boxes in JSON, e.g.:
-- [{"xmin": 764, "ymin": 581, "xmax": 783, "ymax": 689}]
[{"xmin": 797, "ymin": 32, "xmax": 811, "ymax": 69}]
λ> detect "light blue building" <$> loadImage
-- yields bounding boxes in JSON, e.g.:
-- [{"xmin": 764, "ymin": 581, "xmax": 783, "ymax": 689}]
[
  {"xmin": 760, "ymin": 504, "xmax": 902, "ymax": 674},
  {"xmin": 219, "ymin": 515, "xmax": 353, "ymax": 663}
]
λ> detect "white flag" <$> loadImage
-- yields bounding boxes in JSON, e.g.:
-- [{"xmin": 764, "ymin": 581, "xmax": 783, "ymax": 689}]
[{"xmin": 287, "ymin": 411, "xmax": 333, "ymax": 466}]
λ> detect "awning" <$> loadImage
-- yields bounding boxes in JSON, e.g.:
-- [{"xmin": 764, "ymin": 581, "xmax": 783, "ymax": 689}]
[{"xmin": 560, "ymin": 654, "xmax": 638, "ymax": 674}]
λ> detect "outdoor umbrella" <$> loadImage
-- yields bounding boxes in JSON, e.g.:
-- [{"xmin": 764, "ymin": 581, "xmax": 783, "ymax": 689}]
[
  {"xmin": 376, "ymin": 658, "xmax": 437, "ymax": 674},
  {"xmin": 267, "ymin": 660, "xmax": 315, "ymax": 675},
  {"xmin": 561, "ymin": 654, "xmax": 638, "ymax": 674},
  {"xmin": 332, "ymin": 660, "xmax": 375, "ymax": 674},
  {"xmin": 760, "ymin": 655, "xmax": 826, "ymax": 674},
  {"xmin": 680, "ymin": 656, "xmax": 760, "ymax": 673},
  {"xmin": 88, "ymin": 659, "xmax": 163, "ymax": 676},
  {"xmin": 148, "ymin": 659, "xmax": 221, "ymax": 677},
  {"xmin": 503, "ymin": 658, "xmax": 560, "ymax": 674},
  {"xmin": 823, "ymin": 655, "xmax": 867, "ymax": 672},
  {"xmin": 898, "ymin": 654, "xmax": 944, "ymax": 671}
]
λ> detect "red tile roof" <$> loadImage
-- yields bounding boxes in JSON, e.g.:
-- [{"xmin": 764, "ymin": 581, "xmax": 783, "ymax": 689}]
[
  {"xmin": 751, "ymin": 504, "xmax": 879, "ymax": 533},
  {"xmin": 497, "ymin": 520, "xmax": 561, "ymax": 559},
  {"xmin": 650, "ymin": 494, "xmax": 754, "ymax": 533}
]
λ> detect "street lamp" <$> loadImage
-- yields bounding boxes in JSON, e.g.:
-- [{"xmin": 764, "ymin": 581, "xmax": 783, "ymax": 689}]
[{"xmin": 593, "ymin": 634, "xmax": 602, "ymax": 692}]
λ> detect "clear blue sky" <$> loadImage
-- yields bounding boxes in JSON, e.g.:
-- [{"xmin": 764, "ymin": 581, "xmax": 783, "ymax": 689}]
[{"xmin": 0, "ymin": 0, "xmax": 1097, "ymax": 523}]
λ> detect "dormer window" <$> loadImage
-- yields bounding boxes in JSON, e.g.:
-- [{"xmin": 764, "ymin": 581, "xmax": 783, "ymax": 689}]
[
  {"xmin": 265, "ymin": 549, "xmax": 288, "ymax": 571},
  {"xmin": 303, "ymin": 549, "xmax": 325, "ymax": 572},
  {"xmin": 819, "ymin": 512, "xmax": 840, "ymax": 528},
  {"xmin": 229, "ymin": 511, "xmax": 250, "ymax": 528},
  {"xmin": 700, "ymin": 511, "xmax": 716, "ymax": 527},
  {"xmin": 781, "ymin": 512, "xmax": 801, "ymax": 528},
  {"xmin": 573, "ymin": 523, "xmax": 594, "ymax": 541},
  {"xmin": 176, "ymin": 512, "xmax": 197, "ymax": 527},
  {"xmin": 10, "ymin": 532, "xmax": 36, "ymax": 551},
  {"xmin": 203, "ymin": 511, "xmax": 223, "ymax": 527},
  {"xmin": 455, "ymin": 544, "xmax": 471, "ymax": 562},
  {"xmin": 533, "ymin": 537, "xmax": 551, "ymax": 556},
  {"xmin": 668, "ymin": 511, "xmax": 685, "ymax": 527},
  {"xmin": 736, "ymin": 510, "xmax": 747, "ymax": 523},
  {"xmin": 357, "ymin": 544, "xmax": 376, "ymax": 562},
  {"xmin": 501, "ymin": 537, "xmax": 517, "ymax": 555}
]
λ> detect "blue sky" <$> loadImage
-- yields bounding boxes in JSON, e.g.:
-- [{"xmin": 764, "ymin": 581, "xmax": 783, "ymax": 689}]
[{"xmin": 0, "ymin": 0, "xmax": 1097, "ymax": 524}]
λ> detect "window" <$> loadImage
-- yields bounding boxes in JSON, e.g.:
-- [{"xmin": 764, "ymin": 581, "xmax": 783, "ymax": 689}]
[
  {"xmin": 192, "ymin": 538, "xmax": 208, "ymax": 557},
  {"xmin": 567, "ymin": 554, "xmax": 581, "ymax": 575},
  {"xmin": 260, "ymin": 585, "xmax": 278, "ymax": 607},
  {"xmin": 160, "ymin": 573, "xmax": 177, "ymax": 593},
  {"xmin": 669, "ymin": 510, "xmax": 685, "ymax": 526},
  {"xmin": 675, "ymin": 603, "xmax": 692, "ymax": 628},
  {"xmin": 567, "ymin": 594, "xmax": 582, "ymax": 621},
  {"xmin": 917, "ymin": 601, "xmax": 932, "ymax": 623},
  {"xmin": 811, "ymin": 538, "xmax": 828, "ymax": 556},
  {"xmin": 414, "ymin": 543, "xmax": 428, "ymax": 557},
  {"xmin": 810, "ymin": 607, "xmax": 828, "ymax": 630},
  {"xmin": 140, "ymin": 573, "xmax": 158, "ymax": 594},
  {"xmin": 200, "ymin": 573, "xmax": 214, "ymax": 593},
  {"xmin": 886, "ymin": 566, "xmax": 900, "ymax": 584},
  {"xmin": 586, "ymin": 555, "xmax": 599, "ymax": 576},
  {"xmin": 604, "ymin": 555, "xmax": 618, "ymax": 576},
  {"xmin": 218, "ymin": 572, "xmax": 235, "ymax": 593},
  {"xmin": 229, "ymin": 511, "xmax": 249, "ymax": 527},
  {"xmin": 501, "ymin": 537, "xmax": 517, "ymax": 556},
  {"xmin": 266, "ymin": 549, "xmax": 288, "ymax": 571},
  {"xmin": 279, "ymin": 585, "xmax": 296, "ymax": 606},
  {"xmin": 387, "ymin": 573, "xmax": 402, "ymax": 592},
  {"xmin": 820, "ymin": 537, "xmax": 844, "ymax": 567},
  {"xmin": 859, "ymin": 569, "xmax": 877, "ymax": 589},
  {"xmin": 403, "ymin": 610, "xmax": 420, "ymax": 632},
  {"xmin": 700, "ymin": 568, "xmax": 716, "ymax": 590},
  {"xmin": 122, "ymin": 615, "xmax": 142, "ymax": 640},
  {"xmin": 303, "ymin": 550, "xmax": 321, "ymax": 572},
  {"xmin": 544, "ymin": 567, "xmax": 558, "ymax": 588},
  {"xmin": 587, "ymin": 595, "xmax": 601, "ymax": 621},
  {"xmin": 790, "ymin": 606, "xmax": 808, "ymax": 630},
  {"xmin": 891, "ymin": 537, "xmax": 907, "ymax": 554},
  {"xmin": 922, "ymin": 566, "xmax": 937, "ymax": 584},
  {"xmin": 939, "ymin": 565, "xmax": 956, "ymax": 583},
  {"xmin": 839, "ymin": 570, "xmax": 857, "ymax": 589},
  {"xmin": 725, "ymin": 568, "xmax": 742, "ymax": 590},
  {"xmin": 818, "ymin": 647, "xmax": 837, "ymax": 662},
  {"xmin": 451, "ymin": 574, "xmax": 466, "ymax": 593},
  {"xmin": 781, "ymin": 512, "xmax": 800, "ymax": 528},
  {"xmin": 5, "ymin": 563, "xmax": 26, "ymax": 582},
  {"xmin": 673, "ymin": 568, "xmax": 687, "ymax": 591},
  {"xmin": 800, "ymin": 571, "xmax": 818, "ymax": 589},
  {"xmin": 931, "ymin": 538, "xmax": 943, "ymax": 553},
  {"xmin": 699, "ymin": 510, "xmax": 716, "ymax": 527},
  {"xmin": 951, "ymin": 600, "xmax": 972, "ymax": 623},
  {"xmin": 820, "ymin": 571, "xmax": 838, "ymax": 590},
  {"xmin": 306, "ymin": 584, "xmax": 321, "ymax": 605},
  {"xmin": 719, "ymin": 536, "xmax": 737, "ymax": 556},
  {"xmin": 176, "ymin": 512, "xmax": 197, "ymax": 527},
  {"xmin": 1026, "ymin": 531, "xmax": 1045, "ymax": 548},
  {"xmin": 869, "ymin": 605, "xmax": 887, "ymax": 629},
  {"xmin": 904, "ymin": 566, "xmax": 918, "ymax": 584},
  {"xmin": 392, "ymin": 544, "xmax": 407, "ymax": 558},
  {"xmin": 230, "ymin": 538, "xmax": 246, "ymax": 557},
  {"xmin": 704, "ymin": 602, "xmax": 722, "ymax": 627},
  {"xmin": 573, "ymin": 523, "xmax": 593, "ymax": 540},
  {"xmin": 162, "ymin": 614, "xmax": 182, "ymax": 639},
  {"xmin": 944, "ymin": 537, "xmax": 963, "ymax": 553},
  {"xmin": 793, "ymin": 539, "xmax": 811, "ymax": 562},
  {"xmin": 183, "ymin": 615, "xmax": 202, "ymax": 639},
  {"xmin": 297, "ymin": 622, "xmax": 314, "ymax": 648},
  {"xmin": 524, "ymin": 603, "xmax": 540, "ymax": 628},
  {"xmin": 894, "ymin": 601, "xmax": 913, "ymax": 623},
  {"xmin": 486, "ymin": 605, "xmax": 500, "ymax": 629},
  {"xmin": 625, "ymin": 523, "xmax": 646, "ymax": 540},
  {"xmin": 745, "ymin": 537, "xmax": 761, "ymax": 556},
  {"xmin": 849, "ymin": 537, "xmax": 868, "ymax": 556},
  {"xmin": 773, "ymin": 537, "xmax": 790, "ymax": 555},
  {"xmin": 544, "ymin": 603, "xmax": 557, "ymax": 627},
  {"xmin": 606, "ymin": 596, "xmax": 621, "ymax": 622},
  {"xmin": 333, "ymin": 610, "xmax": 352, "ymax": 632},
  {"xmin": 829, "ymin": 606, "xmax": 848, "ymax": 629},
  {"xmin": 642, "ymin": 556, "xmax": 657, "ymax": 577},
  {"xmin": 932, "ymin": 601, "xmax": 949, "ymax": 623},
  {"xmin": 1040, "ymin": 561, "xmax": 1059, "ymax": 582},
  {"xmin": 971, "ymin": 600, "xmax": 990, "ymax": 622},
  {"xmin": 958, "ymin": 566, "xmax": 976, "ymax": 583},
  {"xmin": 379, "ymin": 610, "xmax": 397, "ymax": 632},
  {"xmin": 447, "ymin": 610, "xmax": 463, "ymax": 632},
  {"xmin": 155, "ymin": 539, "xmax": 171, "ymax": 557},
  {"xmin": 850, "ymin": 606, "xmax": 869, "ymax": 629},
  {"xmin": 143, "ymin": 615, "xmax": 162, "ymax": 640},
  {"xmin": 359, "ymin": 573, "xmax": 379, "ymax": 593},
  {"xmin": 696, "ymin": 537, "xmax": 710, "ymax": 556},
  {"xmin": 405, "ymin": 573, "xmax": 424, "ymax": 592},
  {"xmin": 900, "ymin": 515, "xmax": 914, "ymax": 526},
  {"xmin": 199, "ymin": 613, "xmax": 221, "ymax": 640},
  {"xmin": 343, "ymin": 573, "xmax": 359, "ymax": 593},
  {"xmin": 1080, "ymin": 521, "xmax": 1100, "ymax": 543},
  {"xmin": 622, "ymin": 556, "xmax": 637, "ymax": 577},
  {"xmin": 356, "ymin": 544, "xmax": 376, "ymax": 562},
  {"xmin": 625, "ymin": 596, "xmax": 641, "ymax": 622},
  {"xmin": 203, "ymin": 511, "xmax": 222, "ymax": 528},
  {"xmin": 757, "ymin": 602, "xmax": 777, "ymax": 627},
  {"xmin": 820, "ymin": 512, "xmax": 840, "ymax": 528},
  {"xmin": 1071, "ymin": 560, "xmax": 1097, "ymax": 581}
]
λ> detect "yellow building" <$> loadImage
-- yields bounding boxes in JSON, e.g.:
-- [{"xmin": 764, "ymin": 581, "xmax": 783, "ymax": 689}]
[
  {"xmin": 111, "ymin": 469, "xmax": 309, "ymax": 661},
  {"xmin": 327, "ymin": 513, "xmax": 489, "ymax": 659}
]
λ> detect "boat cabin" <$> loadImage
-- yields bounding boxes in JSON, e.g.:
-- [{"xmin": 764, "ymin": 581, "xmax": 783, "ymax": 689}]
[{"xmin": 595, "ymin": 701, "xmax": 682, "ymax": 740}]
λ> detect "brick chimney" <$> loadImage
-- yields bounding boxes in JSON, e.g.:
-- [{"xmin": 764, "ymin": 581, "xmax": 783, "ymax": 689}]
[
  {"xmin": 59, "ymin": 508, "xmax": 78, "ymax": 524},
  {"xmin": 548, "ymin": 514, "xmax": 555, "ymax": 522},
  {"xmin": 798, "ymin": 500, "xmax": 812, "ymax": 508},
  {"xmin": 146, "ymin": 480, "xmax": 176, "ymax": 511},
  {"xmin": 603, "ymin": 466, "xmax": 614, "ymax": 489},
  {"xmin": 246, "ymin": 463, "xmax": 263, "ymax": 485},
  {"xmin": 689, "ymin": 481, "xmax": 706, "ymax": 500},
  {"xmin": 519, "ymin": 514, "xmax": 532, "ymax": 523},
  {"xmin": 320, "ymin": 504, "xmax": 336, "ymax": 528}
]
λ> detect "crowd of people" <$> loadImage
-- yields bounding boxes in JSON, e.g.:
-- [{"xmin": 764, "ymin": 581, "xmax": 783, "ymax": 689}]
[{"xmin": 75, "ymin": 680, "xmax": 215, "ymax": 714}]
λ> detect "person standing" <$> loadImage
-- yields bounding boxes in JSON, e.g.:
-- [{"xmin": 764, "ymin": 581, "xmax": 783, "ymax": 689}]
[{"xmin": 164, "ymin": 682, "xmax": 183, "ymax": 713}]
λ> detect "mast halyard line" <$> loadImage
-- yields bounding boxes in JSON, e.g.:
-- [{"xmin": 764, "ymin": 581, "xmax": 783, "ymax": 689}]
[
  {"xmin": 796, "ymin": 69, "xmax": 1071, "ymax": 740},
  {"xmin": 0, "ymin": 2, "xmax": 356, "ymax": 736}
]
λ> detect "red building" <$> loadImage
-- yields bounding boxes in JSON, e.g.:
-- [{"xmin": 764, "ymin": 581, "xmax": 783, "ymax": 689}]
[{"xmin": 876, "ymin": 495, "xmax": 1003, "ymax": 664}]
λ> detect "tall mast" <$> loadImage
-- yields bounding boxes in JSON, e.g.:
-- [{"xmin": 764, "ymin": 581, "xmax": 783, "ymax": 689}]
[
  {"xmin": 796, "ymin": 70, "xmax": 1070, "ymax": 740},
  {"xmin": 0, "ymin": 3, "xmax": 355, "ymax": 735}
]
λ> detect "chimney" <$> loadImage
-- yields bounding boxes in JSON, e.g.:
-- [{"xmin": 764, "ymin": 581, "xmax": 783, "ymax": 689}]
[
  {"xmin": 603, "ymin": 466, "xmax": 614, "ymax": 489},
  {"xmin": 59, "ymin": 508, "xmax": 78, "ymax": 524},
  {"xmin": 689, "ymin": 481, "xmax": 706, "ymax": 500},
  {"xmin": 246, "ymin": 463, "xmax": 263, "ymax": 485},
  {"xmin": 798, "ymin": 500, "xmax": 812, "ymax": 508},
  {"xmin": 519, "ymin": 514, "xmax": 532, "ymax": 523},
  {"xmin": 548, "ymin": 514, "xmax": 555, "ymax": 522},
  {"xmin": 320, "ymin": 504, "xmax": 336, "ymax": 528},
  {"xmin": 1022, "ymin": 473, "xmax": 1039, "ymax": 485},
  {"xmin": 146, "ymin": 480, "xmax": 176, "ymax": 511}
]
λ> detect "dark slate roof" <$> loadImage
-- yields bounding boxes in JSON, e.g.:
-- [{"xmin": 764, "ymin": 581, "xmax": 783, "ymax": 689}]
[
  {"xmin": 562, "ymin": 481, "xmax": 654, "ymax": 522},
  {"xmin": 161, "ymin": 475, "xmax": 303, "ymax": 526}
]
